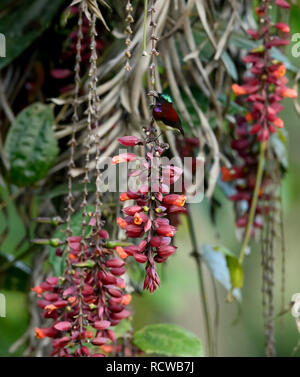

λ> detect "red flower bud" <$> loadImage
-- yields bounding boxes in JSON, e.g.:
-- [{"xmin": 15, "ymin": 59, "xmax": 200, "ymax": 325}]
[
  {"xmin": 111, "ymin": 309, "xmax": 131, "ymax": 320},
  {"xmin": 125, "ymin": 224, "xmax": 144, "ymax": 238},
  {"xmin": 92, "ymin": 337, "xmax": 109, "ymax": 346},
  {"xmin": 46, "ymin": 277, "xmax": 59, "ymax": 286},
  {"xmin": 50, "ymin": 69, "xmax": 71, "ymax": 79},
  {"xmin": 134, "ymin": 253, "xmax": 148, "ymax": 263},
  {"xmin": 110, "ymin": 267, "xmax": 126, "ymax": 276},
  {"xmin": 118, "ymin": 136, "xmax": 142, "ymax": 146},
  {"xmin": 156, "ymin": 225, "xmax": 177, "ymax": 237},
  {"xmin": 123, "ymin": 205, "xmax": 142, "ymax": 216},
  {"xmin": 150, "ymin": 236, "xmax": 171, "ymax": 247},
  {"xmin": 94, "ymin": 320, "xmax": 111, "ymax": 330},
  {"xmin": 106, "ymin": 258, "xmax": 125, "ymax": 268},
  {"xmin": 54, "ymin": 321, "xmax": 72, "ymax": 332},
  {"xmin": 276, "ymin": 22, "xmax": 290, "ymax": 33},
  {"xmin": 157, "ymin": 245, "xmax": 177, "ymax": 257},
  {"xmin": 107, "ymin": 288, "xmax": 122, "ymax": 298}
]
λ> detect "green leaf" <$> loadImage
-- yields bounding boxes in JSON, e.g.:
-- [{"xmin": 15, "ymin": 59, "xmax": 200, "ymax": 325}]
[
  {"xmin": 0, "ymin": 0, "xmax": 65, "ymax": 70},
  {"xmin": 202, "ymin": 244, "xmax": 231, "ymax": 290},
  {"xmin": 0, "ymin": 184, "xmax": 27, "ymax": 254},
  {"xmin": 53, "ymin": 205, "xmax": 95, "ymax": 242},
  {"xmin": 48, "ymin": 246, "xmax": 66, "ymax": 277},
  {"xmin": 113, "ymin": 319, "xmax": 132, "ymax": 339},
  {"xmin": 230, "ymin": 33, "xmax": 257, "ymax": 50},
  {"xmin": 5, "ymin": 103, "xmax": 58, "ymax": 186},
  {"xmin": 133, "ymin": 323, "xmax": 204, "ymax": 357},
  {"xmin": 0, "ymin": 0, "xmax": 12, "ymax": 12},
  {"xmin": 202, "ymin": 244, "xmax": 241, "ymax": 300},
  {"xmin": 49, "ymin": 205, "xmax": 94, "ymax": 276},
  {"xmin": 226, "ymin": 255, "xmax": 244, "ymax": 288},
  {"xmin": 270, "ymin": 129, "xmax": 288, "ymax": 170},
  {"xmin": 270, "ymin": 47, "xmax": 298, "ymax": 73},
  {"xmin": 40, "ymin": 183, "xmax": 96, "ymax": 200},
  {"xmin": 230, "ymin": 33, "xmax": 297, "ymax": 72},
  {"xmin": 222, "ymin": 52, "xmax": 238, "ymax": 81}
]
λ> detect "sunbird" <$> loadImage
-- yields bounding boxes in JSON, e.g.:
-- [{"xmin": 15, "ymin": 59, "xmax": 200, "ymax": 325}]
[{"xmin": 152, "ymin": 92, "xmax": 184, "ymax": 136}]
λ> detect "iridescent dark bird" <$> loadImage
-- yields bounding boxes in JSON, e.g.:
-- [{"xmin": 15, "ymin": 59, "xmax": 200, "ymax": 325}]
[{"xmin": 152, "ymin": 93, "xmax": 184, "ymax": 136}]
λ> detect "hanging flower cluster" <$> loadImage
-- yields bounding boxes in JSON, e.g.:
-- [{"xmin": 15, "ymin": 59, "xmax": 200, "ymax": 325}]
[
  {"xmin": 222, "ymin": 0, "xmax": 296, "ymax": 238},
  {"xmin": 113, "ymin": 134, "xmax": 186, "ymax": 293},
  {"xmin": 232, "ymin": 0, "xmax": 297, "ymax": 142},
  {"xmin": 32, "ymin": 227, "xmax": 131, "ymax": 357},
  {"xmin": 50, "ymin": 5, "xmax": 105, "ymax": 94},
  {"xmin": 32, "ymin": 4, "xmax": 132, "ymax": 356},
  {"xmin": 221, "ymin": 116, "xmax": 265, "ymax": 237}
]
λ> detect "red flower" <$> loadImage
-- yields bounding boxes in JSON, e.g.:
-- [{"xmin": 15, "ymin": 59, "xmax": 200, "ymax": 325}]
[
  {"xmin": 276, "ymin": 22, "xmax": 290, "ymax": 33},
  {"xmin": 162, "ymin": 194, "xmax": 186, "ymax": 207},
  {"xmin": 273, "ymin": 118, "xmax": 284, "ymax": 128},
  {"xmin": 156, "ymin": 225, "xmax": 177, "ymax": 237},
  {"xmin": 121, "ymin": 294, "xmax": 132, "ymax": 305},
  {"xmin": 31, "ymin": 285, "xmax": 44, "ymax": 297},
  {"xmin": 34, "ymin": 225, "xmax": 131, "ymax": 356},
  {"xmin": 115, "ymin": 246, "xmax": 129, "ymax": 259},
  {"xmin": 35, "ymin": 327, "xmax": 58, "ymax": 339},
  {"xmin": 273, "ymin": 64, "xmax": 286, "ymax": 78},
  {"xmin": 232, "ymin": 84, "xmax": 247, "ymax": 96},
  {"xmin": 281, "ymin": 88, "xmax": 297, "ymax": 98},
  {"xmin": 116, "ymin": 132, "xmax": 186, "ymax": 292},
  {"xmin": 117, "ymin": 217, "xmax": 128, "ymax": 229},
  {"xmin": 221, "ymin": 166, "xmax": 244, "ymax": 182},
  {"xmin": 266, "ymin": 37, "xmax": 289, "ymax": 48}
]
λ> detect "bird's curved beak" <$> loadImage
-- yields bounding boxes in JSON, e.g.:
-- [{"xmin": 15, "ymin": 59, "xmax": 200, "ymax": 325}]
[{"xmin": 147, "ymin": 90, "xmax": 159, "ymax": 98}]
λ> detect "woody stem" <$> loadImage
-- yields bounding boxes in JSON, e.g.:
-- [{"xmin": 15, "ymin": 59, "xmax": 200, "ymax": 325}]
[{"xmin": 187, "ymin": 204, "xmax": 214, "ymax": 356}]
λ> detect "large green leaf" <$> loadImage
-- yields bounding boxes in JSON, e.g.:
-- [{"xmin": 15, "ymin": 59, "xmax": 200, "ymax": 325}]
[
  {"xmin": 133, "ymin": 323, "xmax": 204, "ymax": 357},
  {"xmin": 0, "ymin": 0, "xmax": 65, "ymax": 70},
  {"xmin": 5, "ymin": 102, "xmax": 58, "ymax": 186}
]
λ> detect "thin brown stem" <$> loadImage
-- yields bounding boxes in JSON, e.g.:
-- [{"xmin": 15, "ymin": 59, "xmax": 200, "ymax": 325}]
[{"xmin": 187, "ymin": 204, "xmax": 214, "ymax": 357}]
